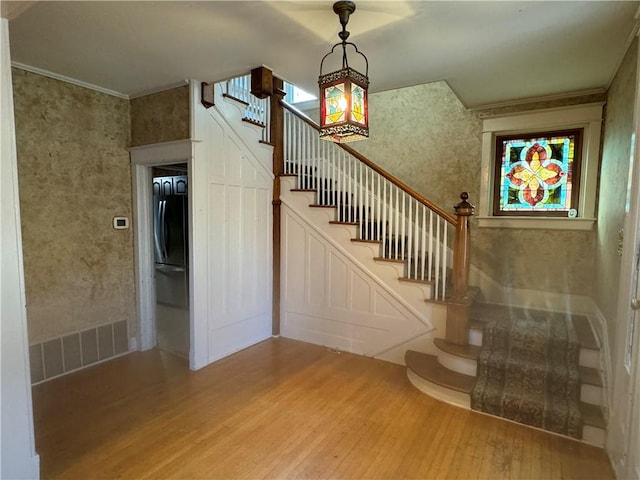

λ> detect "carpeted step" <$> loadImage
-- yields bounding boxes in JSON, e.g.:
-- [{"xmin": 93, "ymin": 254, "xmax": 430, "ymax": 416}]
[
  {"xmin": 472, "ymin": 373, "xmax": 583, "ymax": 438},
  {"xmin": 470, "ymin": 305, "xmax": 585, "ymax": 439},
  {"xmin": 476, "ymin": 347, "xmax": 581, "ymax": 401}
]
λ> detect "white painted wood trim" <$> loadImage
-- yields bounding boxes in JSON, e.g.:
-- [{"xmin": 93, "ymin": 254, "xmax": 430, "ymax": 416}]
[
  {"xmin": 1, "ymin": 18, "xmax": 40, "ymax": 479},
  {"xmin": 11, "ymin": 61, "xmax": 129, "ymax": 99},
  {"xmin": 477, "ymin": 216, "xmax": 595, "ymax": 230},
  {"xmin": 280, "ymin": 177, "xmax": 439, "ymax": 326},
  {"xmin": 130, "ymin": 138, "xmax": 201, "ymax": 369},
  {"xmin": 127, "ymin": 139, "xmax": 198, "ymax": 164},
  {"xmin": 478, "ymin": 102, "xmax": 603, "ymax": 227},
  {"xmin": 131, "ymin": 164, "xmax": 156, "ymax": 352},
  {"xmin": 607, "ymin": 39, "xmax": 640, "ymax": 479}
]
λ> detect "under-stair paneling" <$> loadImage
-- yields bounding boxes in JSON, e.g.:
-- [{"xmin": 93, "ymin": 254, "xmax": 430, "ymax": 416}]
[
  {"xmin": 192, "ymin": 80, "xmax": 273, "ymax": 367},
  {"xmin": 280, "ymin": 204, "xmax": 438, "ymax": 360}
]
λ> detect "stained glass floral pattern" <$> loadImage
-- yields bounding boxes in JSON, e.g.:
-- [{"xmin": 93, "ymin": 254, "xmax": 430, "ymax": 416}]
[{"xmin": 495, "ymin": 130, "xmax": 581, "ymax": 215}]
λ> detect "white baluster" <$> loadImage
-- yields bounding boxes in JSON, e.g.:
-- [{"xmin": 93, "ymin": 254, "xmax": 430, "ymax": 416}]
[
  {"xmin": 376, "ymin": 174, "xmax": 381, "ymax": 240},
  {"xmin": 420, "ymin": 205, "xmax": 427, "ymax": 280},
  {"xmin": 413, "ymin": 200, "xmax": 419, "ymax": 279},
  {"xmin": 320, "ymin": 136, "xmax": 324, "ymax": 199},
  {"xmin": 407, "ymin": 198, "xmax": 413, "ymax": 277},
  {"xmin": 340, "ymin": 150, "xmax": 346, "ymax": 222},
  {"xmin": 401, "ymin": 193, "xmax": 406, "ymax": 261},
  {"xmin": 382, "ymin": 180, "xmax": 388, "ymax": 256},
  {"xmin": 428, "ymin": 210, "xmax": 433, "ymax": 282},
  {"xmin": 435, "ymin": 217, "xmax": 441, "ymax": 300},
  {"xmin": 393, "ymin": 186, "xmax": 398, "ymax": 259},
  {"xmin": 442, "ymin": 222, "xmax": 448, "ymax": 301}
]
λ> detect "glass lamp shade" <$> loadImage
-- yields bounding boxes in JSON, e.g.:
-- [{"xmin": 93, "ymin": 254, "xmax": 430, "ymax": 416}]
[{"xmin": 318, "ymin": 67, "xmax": 369, "ymax": 143}]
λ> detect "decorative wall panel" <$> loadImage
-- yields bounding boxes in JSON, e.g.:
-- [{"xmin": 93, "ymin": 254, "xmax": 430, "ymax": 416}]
[
  {"xmin": 280, "ymin": 205, "xmax": 436, "ymax": 359},
  {"xmin": 191, "ymin": 82, "xmax": 273, "ymax": 365}
]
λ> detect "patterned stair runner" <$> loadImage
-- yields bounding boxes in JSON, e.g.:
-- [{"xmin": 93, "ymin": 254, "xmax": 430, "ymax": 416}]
[{"xmin": 470, "ymin": 306, "xmax": 583, "ymax": 438}]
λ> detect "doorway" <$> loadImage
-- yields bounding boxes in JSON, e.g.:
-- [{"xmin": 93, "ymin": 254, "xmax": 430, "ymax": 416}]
[
  {"xmin": 152, "ymin": 164, "xmax": 189, "ymax": 358},
  {"xmin": 130, "ymin": 139, "xmax": 204, "ymax": 370}
]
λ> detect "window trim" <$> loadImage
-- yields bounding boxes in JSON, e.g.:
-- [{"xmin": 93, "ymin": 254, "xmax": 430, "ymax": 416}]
[{"xmin": 478, "ymin": 102, "xmax": 604, "ymax": 230}]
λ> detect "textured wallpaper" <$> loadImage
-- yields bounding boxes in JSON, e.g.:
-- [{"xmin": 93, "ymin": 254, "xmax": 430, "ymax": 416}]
[
  {"xmin": 130, "ymin": 85, "xmax": 190, "ymax": 146},
  {"xmin": 351, "ymin": 80, "xmax": 597, "ymax": 294},
  {"xmin": 596, "ymin": 38, "xmax": 638, "ymax": 350},
  {"xmin": 12, "ymin": 69, "xmax": 135, "ymax": 343}
]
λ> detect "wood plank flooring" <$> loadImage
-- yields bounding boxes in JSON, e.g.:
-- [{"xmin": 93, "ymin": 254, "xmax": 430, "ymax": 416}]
[{"xmin": 32, "ymin": 338, "xmax": 614, "ymax": 479}]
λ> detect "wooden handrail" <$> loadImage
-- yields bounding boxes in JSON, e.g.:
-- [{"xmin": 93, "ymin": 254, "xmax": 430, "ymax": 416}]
[{"xmin": 281, "ymin": 101, "xmax": 458, "ymax": 226}]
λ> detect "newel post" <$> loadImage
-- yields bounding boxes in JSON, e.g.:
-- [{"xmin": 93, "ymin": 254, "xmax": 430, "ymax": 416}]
[
  {"xmin": 446, "ymin": 192, "xmax": 475, "ymax": 345},
  {"xmin": 269, "ymin": 76, "xmax": 286, "ymax": 336}
]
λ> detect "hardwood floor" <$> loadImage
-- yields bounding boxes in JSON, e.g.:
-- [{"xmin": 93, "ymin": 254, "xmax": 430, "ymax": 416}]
[{"xmin": 32, "ymin": 338, "xmax": 614, "ymax": 479}]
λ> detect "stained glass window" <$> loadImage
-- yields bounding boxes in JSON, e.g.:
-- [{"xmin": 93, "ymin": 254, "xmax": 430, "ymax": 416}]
[{"xmin": 493, "ymin": 129, "xmax": 583, "ymax": 216}]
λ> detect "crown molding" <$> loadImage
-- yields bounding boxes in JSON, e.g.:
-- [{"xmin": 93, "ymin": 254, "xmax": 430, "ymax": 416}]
[
  {"xmin": 10, "ymin": 62, "xmax": 129, "ymax": 99},
  {"xmin": 467, "ymin": 88, "xmax": 607, "ymax": 112}
]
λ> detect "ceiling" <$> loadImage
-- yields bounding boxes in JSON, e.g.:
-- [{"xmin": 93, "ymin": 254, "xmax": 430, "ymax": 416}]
[{"xmin": 5, "ymin": 1, "xmax": 640, "ymax": 108}]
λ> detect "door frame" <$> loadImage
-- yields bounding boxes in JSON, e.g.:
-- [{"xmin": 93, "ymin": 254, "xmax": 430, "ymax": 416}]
[
  {"xmin": 129, "ymin": 139, "xmax": 200, "ymax": 369},
  {"xmin": 608, "ymin": 43, "xmax": 640, "ymax": 478}
]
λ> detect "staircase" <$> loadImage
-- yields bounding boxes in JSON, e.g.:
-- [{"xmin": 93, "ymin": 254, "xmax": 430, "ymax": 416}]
[
  {"xmin": 211, "ymin": 70, "xmax": 607, "ymax": 448},
  {"xmin": 406, "ymin": 304, "xmax": 606, "ymax": 446}
]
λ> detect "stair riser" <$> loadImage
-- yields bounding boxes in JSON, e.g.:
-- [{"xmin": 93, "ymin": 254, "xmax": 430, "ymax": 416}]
[
  {"xmin": 580, "ymin": 383, "xmax": 603, "ymax": 406},
  {"xmin": 437, "ymin": 351, "xmax": 477, "ymax": 377},
  {"xmin": 469, "ymin": 328, "xmax": 482, "ymax": 346},
  {"xmin": 582, "ymin": 425, "xmax": 606, "ymax": 448},
  {"xmin": 579, "ymin": 348, "xmax": 599, "ymax": 369},
  {"xmin": 406, "ymin": 370, "xmax": 471, "ymax": 409}
]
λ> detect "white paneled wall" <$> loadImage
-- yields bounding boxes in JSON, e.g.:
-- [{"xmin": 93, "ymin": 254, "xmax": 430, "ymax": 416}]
[
  {"xmin": 191, "ymin": 80, "xmax": 273, "ymax": 367},
  {"xmin": 280, "ymin": 197, "xmax": 447, "ymax": 363}
]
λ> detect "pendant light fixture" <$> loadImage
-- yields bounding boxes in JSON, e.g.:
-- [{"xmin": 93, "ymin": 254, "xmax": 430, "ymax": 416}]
[{"xmin": 318, "ymin": 1, "xmax": 369, "ymax": 143}]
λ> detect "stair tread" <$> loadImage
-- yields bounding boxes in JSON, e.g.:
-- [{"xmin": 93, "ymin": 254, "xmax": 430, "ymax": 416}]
[
  {"xmin": 309, "ymin": 204, "xmax": 336, "ymax": 208},
  {"xmin": 580, "ymin": 402, "xmax": 606, "ymax": 429},
  {"xmin": 405, "ymin": 351, "xmax": 475, "ymax": 394},
  {"xmin": 470, "ymin": 319, "xmax": 487, "ymax": 330},
  {"xmin": 398, "ymin": 277, "xmax": 434, "ymax": 285},
  {"xmin": 222, "ymin": 93, "xmax": 249, "ymax": 106},
  {"xmin": 329, "ymin": 221, "xmax": 359, "ymax": 226},
  {"xmin": 373, "ymin": 256, "xmax": 405, "ymax": 264},
  {"xmin": 434, "ymin": 337, "xmax": 480, "ymax": 360},
  {"xmin": 290, "ymin": 188, "xmax": 316, "ymax": 192},
  {"xmin": 477, "ymin": 348, "xmax": 581, "ymax": 389},
  {"xmin": 351, "ymin": 238, "xmax": 382, "ymax": 244},
  {"xmin": 572, "ymin": 315, "xmax": 599, "ymax": 349},
  {"xmin": 242, "ymin": 117, "xmax": 266, "ymax": 128},
  {"xmin": 579, "ymin": 366, "xmax": 603, "ymax": 386}
]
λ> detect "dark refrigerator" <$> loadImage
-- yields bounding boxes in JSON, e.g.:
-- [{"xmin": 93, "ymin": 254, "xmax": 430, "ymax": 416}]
[{"xmin": 153, "ymin": 174, "xmax": 189, "ymax": 356}]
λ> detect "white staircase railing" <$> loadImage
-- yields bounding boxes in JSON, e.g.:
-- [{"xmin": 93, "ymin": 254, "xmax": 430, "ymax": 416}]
[
  {"xmin": 221, "ymin": 74, "xmax": 271, "ymax": 144},
  {"xmin": 282, "ymin": 103, "xmax": 456, "ymax": 302}
]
